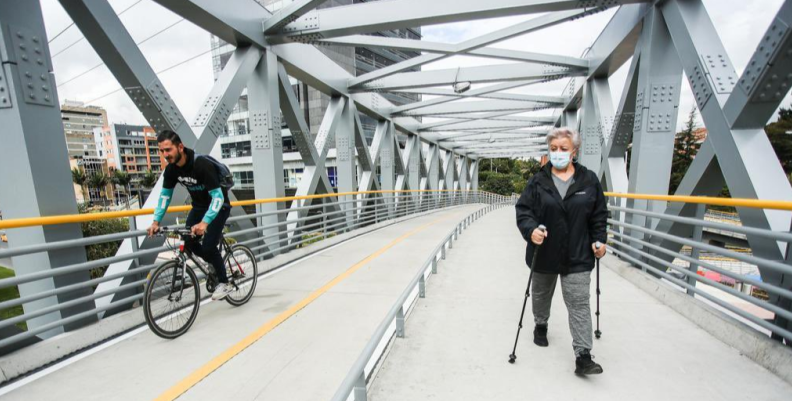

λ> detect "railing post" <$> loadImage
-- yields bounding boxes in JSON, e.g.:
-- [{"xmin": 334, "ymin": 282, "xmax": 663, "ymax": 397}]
[
  {"xmin": 128, "ymin": 216, "xmax": 141, "ymax": 294},
  {"xmin": 353, "ymin": 371, "xmax": 367, "ymax": 401},
  {"xmin": 431, "ymin": 258, "xmax": 437, "ymax": 274},
  {"xmin": 442, "ymin": 243, "xmax": 447, "ymax": 259},
  {"xmin": 396, "ymin": 306, "xmax": 405, "ymax": 338},
  {"xmin": 687, "ymin": 203, "xmax": 707, "ymax": 296},
  {"xmin": 419, "ymin": 274, "xmax": 426, "ymax": 298}
]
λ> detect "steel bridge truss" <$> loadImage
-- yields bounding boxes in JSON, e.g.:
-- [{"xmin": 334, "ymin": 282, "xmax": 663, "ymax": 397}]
[{"xmin": 0, "ymin": 0, "xmax": 791, "ymax": 338}]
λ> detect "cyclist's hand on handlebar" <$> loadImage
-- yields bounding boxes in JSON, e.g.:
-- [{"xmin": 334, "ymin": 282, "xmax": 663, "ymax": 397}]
[
  {"xmin": 191, "ymin": 222, "xmax": 208, "ymax": 237},
  {"xmin": 147, "ymin": 221, "xmax": 160, "ymax": 237}
]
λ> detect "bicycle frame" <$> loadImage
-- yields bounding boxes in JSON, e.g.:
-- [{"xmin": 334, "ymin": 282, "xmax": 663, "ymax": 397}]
[{"xmin": 162, "ymin": 230, "xmax": 247, "ymax": 297}]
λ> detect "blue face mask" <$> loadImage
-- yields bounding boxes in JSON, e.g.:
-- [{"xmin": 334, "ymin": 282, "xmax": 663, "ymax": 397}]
[{"xmin": 549, "ymin": 151, "xmax": 571, "ymax": 169}]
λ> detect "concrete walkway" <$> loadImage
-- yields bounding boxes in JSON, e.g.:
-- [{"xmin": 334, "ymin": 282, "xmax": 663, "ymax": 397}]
[
  {"xmin": 369, "ymin": 207, "xmax": 792, "ymax": 401},
  {"xmin": 1, "ymin": 205, "xmax": 483, "ymax": 401}
]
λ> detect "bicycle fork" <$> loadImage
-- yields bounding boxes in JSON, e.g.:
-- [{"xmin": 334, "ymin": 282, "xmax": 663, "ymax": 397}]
[{"xmin": 168, "ymin": 263, "xmax": 188, "ymax": 302}]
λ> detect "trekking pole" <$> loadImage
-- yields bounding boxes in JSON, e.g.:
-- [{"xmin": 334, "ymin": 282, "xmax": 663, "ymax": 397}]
[
  {"xmin": 509, "ymin": 224, "xmax": 546, "ymax": 364},
  {"xmin": 594, "ymin": 241, "xmax": 602, "ymax": 339}
]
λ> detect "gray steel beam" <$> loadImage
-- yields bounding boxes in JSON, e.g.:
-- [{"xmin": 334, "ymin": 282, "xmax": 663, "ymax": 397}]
[
  {"xmin": 284, "ymin": 94, "xmax": 345, "ymax": 237},
  {"xmin": 470, "ymin": 159, "xmax": 480, "ymax": 191},
  {"xmin": 626, "ymin": 6, "xmax": 682, "ymax": 232},
  {"xmin": 578, "ymin": 78, "xmax": 613, "ymax": 173},
  {"xmin": 60, "ymin": 0, "xmax": 192, "ymax": 137},
  {"xmin": 356, "ymin": 117, "xmax": 384, "ymax": 215},
  {"xmin": 152, "ymin": 0, "xmax": 269, "ymax": 47},
  {"xmin": 436, "ymin": 129, "xmax": 549, "ymax": 141},
  {"xmin": 390, "ymin": 88, "xmax": 566, "ymax": 105},
  {"xmin": 556, "ymin": 4, "xmax": 650, "ymax": 125},
  {"xmin": 404, "ymin": 99, "xmax": 559, "ymax": 117},
  {"xmin": 0, "ymin": 0, "xmax": 94, "ymax": 336},
  {"xmin": 337, "ymin": 96, "xmax": 357, "ymax": 228},
  {"xmin": 354, "ymin": 63, "xmax": 584, "ymax": 92},
  {"xmin": 658, "ymin": 0, "xmax": 792, "ymax": 313},
  {"xmin": 723, "ymin": 0, "xmax": 792, "ymax": 129},
  {"xmin": 380, "ymin": 122, "xmax": 396, "ymax": 217},
  {"xmin": 248, "ymin": 51, "xmax": 286, "ymax": 255},
  {"xmin": 390, "ymin": 80, "xmax": 544, "ymax": 116},
  {"xmin": 269, "ymin": 0, "xmax": 647, "ymax": 42},
  {"xmin": 348, "ymin": 10, "xmax": 591, "ymax": 88},
  {"xmin": 423, "ymin": 118, "xmax": 554, "ymax": 132},
  {"xmin": 320, "ymin": 35, "xmax": 588, "ymax": 69},
  {"xmin": 442, "ymin": 150, "xmax": 455, "ymax": 191},
  {"xmin": 419, "ymin": 111, "xmax": 529, "ymax": 131},
  {"xmin": 261, "ymin": 0, "xmax": 328, "ymax": 34}
]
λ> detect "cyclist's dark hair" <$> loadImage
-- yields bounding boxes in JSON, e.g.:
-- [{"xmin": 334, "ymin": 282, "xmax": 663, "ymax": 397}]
[{"xmin": 157, "ymin": 130, "xmax": 182, "ymax": 145}]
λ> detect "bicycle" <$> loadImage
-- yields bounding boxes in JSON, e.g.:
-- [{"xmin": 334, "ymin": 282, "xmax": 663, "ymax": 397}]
[{"xmin": 143, "ymin": 225, "xmax": 258, "ymax": 339}]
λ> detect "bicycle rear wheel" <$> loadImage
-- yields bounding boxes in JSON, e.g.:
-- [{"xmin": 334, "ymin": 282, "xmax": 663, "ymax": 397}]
[
  {"xmin": 143, "ymin": 261, "xmax": 200, "ymax": 339},
  {"xmin": 223, "ymin": 245, "xmax": 258, "ymax": 306}
]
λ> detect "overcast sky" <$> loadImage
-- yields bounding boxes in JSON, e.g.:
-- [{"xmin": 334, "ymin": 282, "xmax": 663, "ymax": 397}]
[{"xmin": 40, "ymin": 0, "xmax": 790, "ymax": 131}]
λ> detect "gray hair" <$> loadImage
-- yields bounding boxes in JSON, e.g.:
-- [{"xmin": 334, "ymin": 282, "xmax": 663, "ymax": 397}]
[{"xmin": 546, "ymin": 127, "xmax": 581, "ymax": 150}]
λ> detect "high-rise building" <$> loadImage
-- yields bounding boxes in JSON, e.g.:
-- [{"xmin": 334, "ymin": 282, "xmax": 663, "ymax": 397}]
[
  {"xmin": 61, "ymin": 100, "xmax": 108, "ymax": 160},
  {"xmin": 94, "ymin": 124, "xmax": 165, "ymax": 190},
  {"xmin": 210, "ymin": 0, "xmax": 421, "ymax": 192}
]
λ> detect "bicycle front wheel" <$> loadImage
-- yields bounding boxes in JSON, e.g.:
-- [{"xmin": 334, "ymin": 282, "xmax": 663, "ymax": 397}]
[
  {"xmin": 223, "ymin": 245, "xmax": 258, "ymax": 306},
  {"xmin": 143, "ymin": 261, "xmax": 201, "ymax": 339}
]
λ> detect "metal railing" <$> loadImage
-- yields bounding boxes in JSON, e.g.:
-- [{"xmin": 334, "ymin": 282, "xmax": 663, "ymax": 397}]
[
  {"xmin": 0, "ymin": 189, "xmax": 508, "ymax": 353},
  {"xmin": 604, "ymin": 192, "xmax": 792, "ymax": 343},
  {"xmin": 331, "ymin": 199, "xmax": 513, "ymax": 401}
]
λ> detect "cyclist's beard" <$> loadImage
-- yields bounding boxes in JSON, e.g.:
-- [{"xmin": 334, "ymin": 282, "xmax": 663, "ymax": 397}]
[{"xmin": 169, "ymin": 151, "xmax": 182, "ymax": 165}]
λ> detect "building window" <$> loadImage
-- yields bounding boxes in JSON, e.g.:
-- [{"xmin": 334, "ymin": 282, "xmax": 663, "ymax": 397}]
[{"xmin": 232, "ymin": 171, "xmax": 254, "ymax": 187}]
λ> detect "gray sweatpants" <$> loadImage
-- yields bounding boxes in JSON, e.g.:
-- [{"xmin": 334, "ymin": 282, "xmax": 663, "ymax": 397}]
[{"xmin": 532, "ymin": 271, "xmax": 593, "ymax": 357}]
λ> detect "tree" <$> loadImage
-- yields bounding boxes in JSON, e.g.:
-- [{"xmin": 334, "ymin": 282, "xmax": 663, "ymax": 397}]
[
  {"xmin": 517, "ymin": 158, "xmax": 542, "ymax": 180},
  {"xmin": 140, "ymin": 169, "xmax": 158, "ymax": 189},
  {"xmin": 87, "ymin": 172, "xmax": 109, "ymax": 206},
  {"xmin": 112, "ymin": 170, "xmax": 132, "ymax": 210},
  {"xmin": 71, "ymin": 167, "xmax": 88, "ymax": 204},
  {"xmin": 669, "ymin": 107, "xmax": 700, "ymax": 194},
  {"xmin": 481, "ymin": 172, "xmax": 516, "ymax": 196},
  {"xmin": 765, "ymin": 106, "xmax": 792, "ymax": 174},
  {"xmin": 137, "ymin": 169, "xmax": 159, "ymax": 205}
]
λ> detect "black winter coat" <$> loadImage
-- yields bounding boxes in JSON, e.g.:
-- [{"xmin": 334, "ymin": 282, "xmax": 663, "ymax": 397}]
[{"xmin": 515, "ymin": 162, "xmax": 608, "ymax": 275}]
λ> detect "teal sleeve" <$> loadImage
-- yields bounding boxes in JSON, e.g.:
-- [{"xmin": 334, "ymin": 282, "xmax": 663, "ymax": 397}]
[
  {"xmin": 202, "ymin": 188, "xmax": 225, "ymax": 224},
  {"xmin": 153, "ymin": 188, "xmax": 174, "ymax": 222}
]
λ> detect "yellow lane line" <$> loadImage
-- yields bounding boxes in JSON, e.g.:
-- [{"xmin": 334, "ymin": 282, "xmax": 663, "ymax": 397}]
[{"xmin": 153, "ymin": 213, "xmax": 455, "ymax": 401}]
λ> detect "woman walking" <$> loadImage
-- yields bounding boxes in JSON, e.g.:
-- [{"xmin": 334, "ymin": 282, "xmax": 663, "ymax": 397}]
[{"xmin": 515, "ymin": 127, "xmax": 608, "ymax": 375}]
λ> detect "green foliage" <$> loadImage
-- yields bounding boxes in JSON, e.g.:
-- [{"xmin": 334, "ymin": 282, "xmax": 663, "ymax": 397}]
[
  {"xmin": 0, "ymin": 266, "xmax": 26, "ymax": 331},
  {"xmin": 140, "ymin": 169, "xmax": 158, "ymax": 189},
  {"xmin": 478, "ymin": 158, "xmax": 542, "ymax": 195},
  {"xmin": 72, "ymin": 167, "xmax": 88, "ymax": 202},
  {"xmin": 481, "ymin": 172, "xmax": 520, "ymax": 196},
  {"xmin": 298, "ymin": 231, "xmax": 337, "ymax": 248},
  {"xmin": 112, "ymin": 170, "xmax": 132, "ymax": 208},
  {"xmin": 112, "ymin": 170, "xmax": 131, "ymax": 187},
  {"xmin": 87, "ymin": 172, "xmax": 109, "ymax": 198},
  {"xmin": 71, "ymin": 168, "xmax": 86, "ymax": 186},
  {"xmin": 77, "ymin": 205, "xmax": 129, "ymax": 279},
  {"xmin": 669, "ymin": 107, "xmax": 700, "ymax": 194},
  {"xmin": 765, "ymin": 106, "xmax": 792, "ymax": 174}
]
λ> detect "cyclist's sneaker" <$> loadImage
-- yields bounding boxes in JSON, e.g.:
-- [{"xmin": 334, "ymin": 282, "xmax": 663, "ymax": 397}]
[{"xmin": 211, "ymin": 283, "xmax": 233, "ymax": 300}]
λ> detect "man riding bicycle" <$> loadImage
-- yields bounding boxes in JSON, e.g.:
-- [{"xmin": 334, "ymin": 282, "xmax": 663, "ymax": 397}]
[{"xmin": 147, "ymin": 130, "xmax": 233, "ymax": 300}]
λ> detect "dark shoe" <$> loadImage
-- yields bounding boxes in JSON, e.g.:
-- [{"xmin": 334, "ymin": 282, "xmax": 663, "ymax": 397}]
[
  {"xmin": 575, "ymin": 351, "xmax": 603, "ymax": 375},
  {"xmin": 533, "ymin": 325, "xmax": 548, "ymax": 347}
]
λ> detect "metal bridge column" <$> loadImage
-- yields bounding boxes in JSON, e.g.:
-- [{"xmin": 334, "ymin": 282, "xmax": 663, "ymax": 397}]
[{"xmin": 0, "ymin": 0, "xmax": 95, "ymax": 336}]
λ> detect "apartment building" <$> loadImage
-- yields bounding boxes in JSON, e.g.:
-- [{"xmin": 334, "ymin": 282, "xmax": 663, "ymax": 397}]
[
  {"xmin": 94, "ymin": 124, "xmax": 165, "ymax": 190},
  {"xmin": 61, "ymin": 100, "xmax": 108, "ymax": 160}
]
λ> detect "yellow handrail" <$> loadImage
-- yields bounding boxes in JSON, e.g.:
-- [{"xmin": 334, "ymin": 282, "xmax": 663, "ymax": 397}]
[
  {"xmin": 0, "ymin": 189, "xmax": 489, "ymax": 230},
  {"xmin": 605, "ymin": 192, "xmax": 792, "ymax": 211}
]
